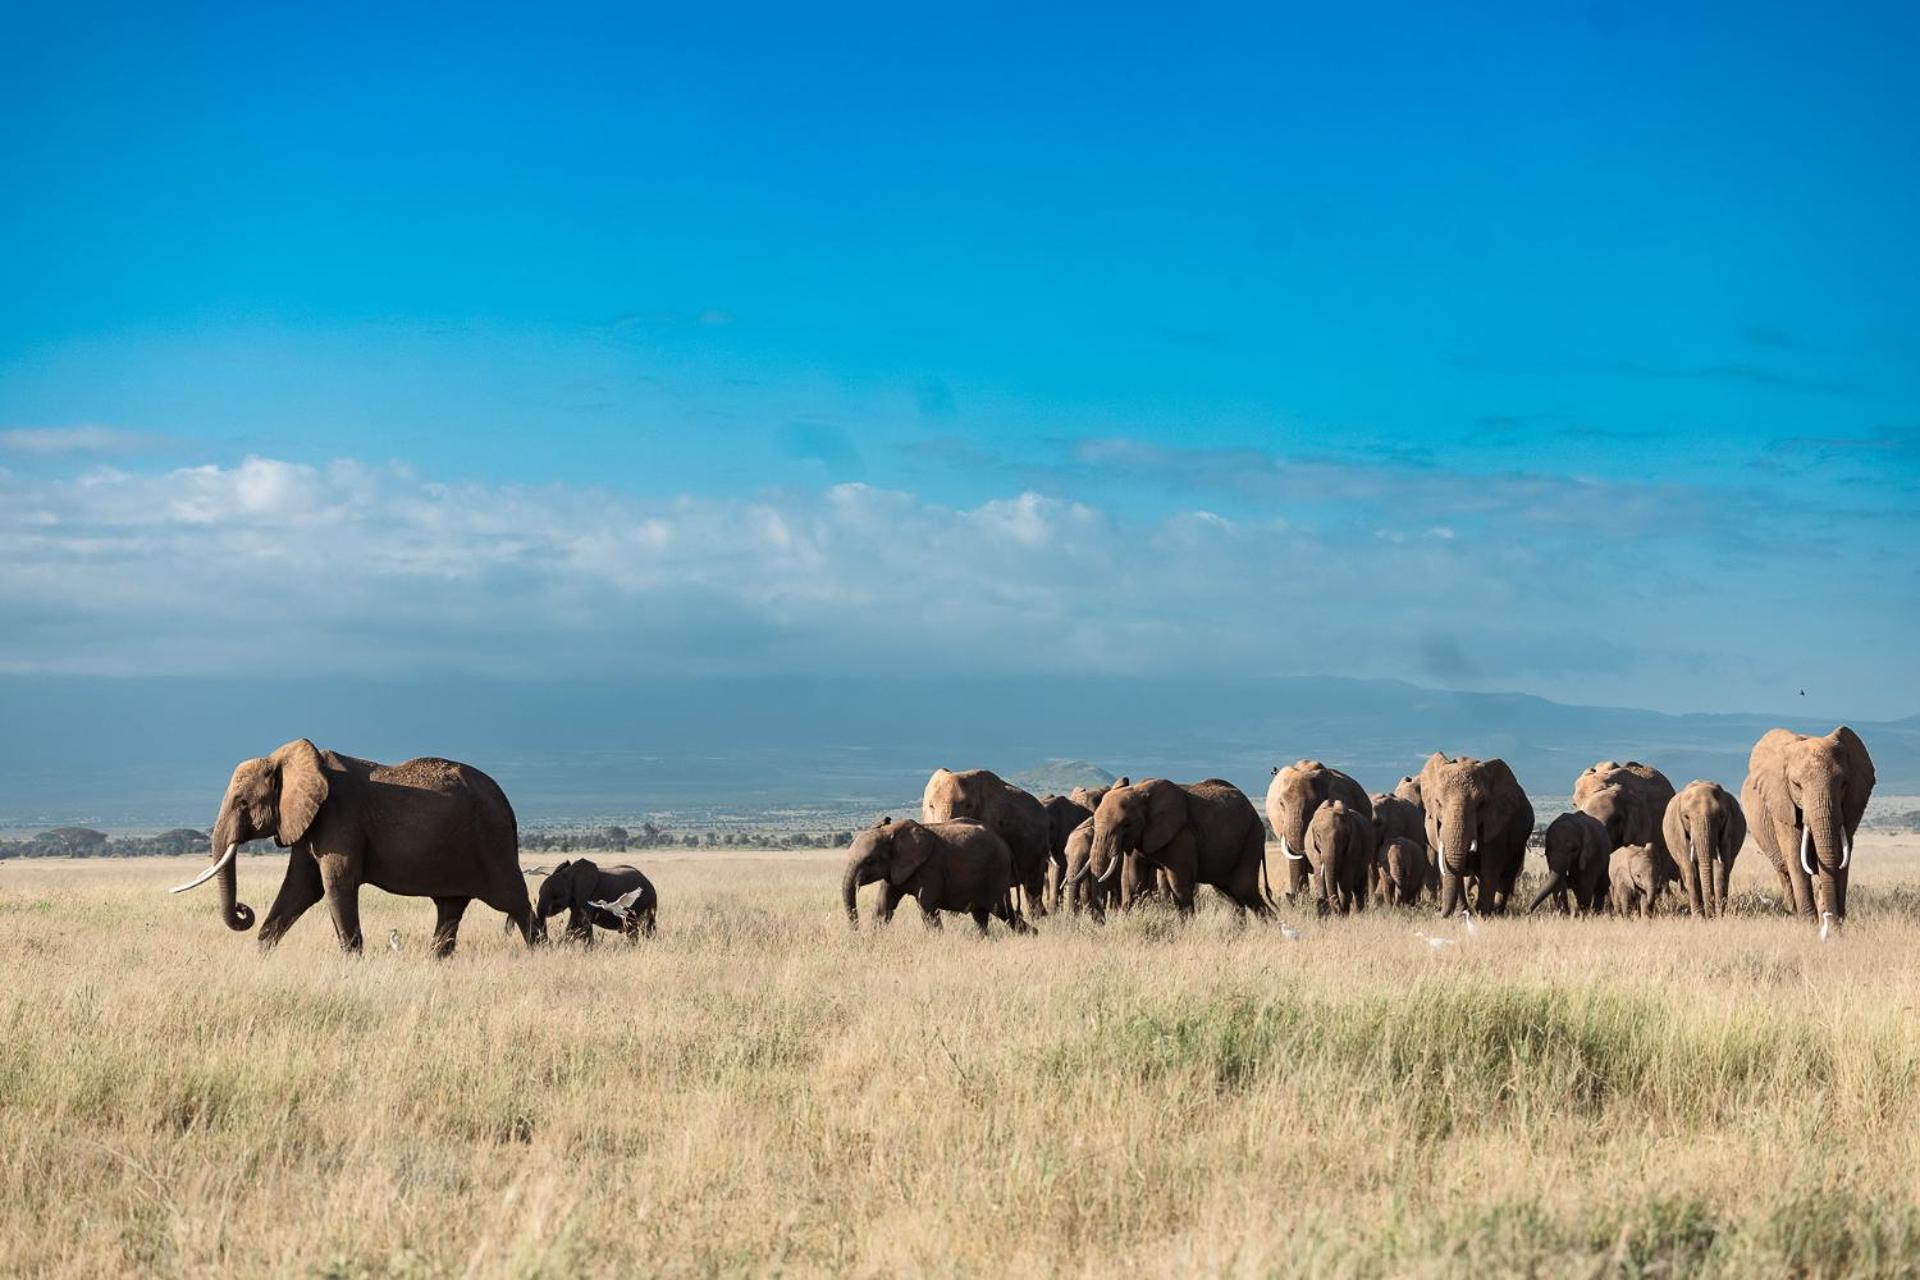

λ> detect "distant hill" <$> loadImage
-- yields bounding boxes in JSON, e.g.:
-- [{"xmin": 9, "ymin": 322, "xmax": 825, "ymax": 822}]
[
  {"xmin": 1011, "ymin": 760, "xmax": 1117, "ymax": 796},
  {"xmin": 0, "ymin": 675, "xmax": 1913, "ymax": 827}
]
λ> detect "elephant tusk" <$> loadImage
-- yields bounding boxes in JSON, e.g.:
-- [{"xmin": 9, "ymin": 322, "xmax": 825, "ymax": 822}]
[
  {"xmin": 1840, "ymin": 834, "xmax": 1851, "ymax": 870},
  {"xmin": 1282, "ymin": 838, "xmax": 1306, "ymax": 862},
  {"xmin": 1799, "ymin": 825, "xmax": 1815, "ymax": 877},
  {"xmin": 1468, "ymin": 838, "xmax": 1478, "ymax": 854},
  {"xmin": 170, "ymin": 843, "xmax": 237, "ymax": 894},
  {"xmin": 1096, "ymin": 856, "xmax": 1121, "ymax": 884}
]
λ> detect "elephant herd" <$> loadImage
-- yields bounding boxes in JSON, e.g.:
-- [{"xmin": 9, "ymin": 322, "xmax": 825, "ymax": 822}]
[
  {"xmin": 169, "ymin": 725, "xmax": 1876, "ymax": 956},
  {"xmin": 848, "ymin": 724, "xmax": 1877, "ymax": 936}
]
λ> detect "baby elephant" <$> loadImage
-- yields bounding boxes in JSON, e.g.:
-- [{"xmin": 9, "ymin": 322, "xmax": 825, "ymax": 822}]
[
  {"xmin": 1374, "ymin": 836, "xmax": 1429, "ymax": 907},
  {"xmin": 1608, "ymin": 843, "xmax": 1666, "ymax": 918},
  {"xmin": 1307, "ymin": 800, "xmax": 1374, "ymax": 915},
  {"xmin": 841, "ymin": 817, "xmax": 1031, "ymax": 935},
  {"xmin": 536, "ymin": 858, "xmax": 658, "ymax": 944}
]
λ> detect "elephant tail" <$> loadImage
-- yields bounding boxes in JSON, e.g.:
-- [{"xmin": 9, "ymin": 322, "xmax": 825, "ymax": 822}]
[{"xmin": 1258, "ymin": 844, "xmax": 1279, "ymax": 911}]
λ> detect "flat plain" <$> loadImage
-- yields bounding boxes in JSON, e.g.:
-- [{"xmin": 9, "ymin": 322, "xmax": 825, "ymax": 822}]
[{"xmin": 5, "ymin": 837, "xmax": 1920, "ymax": 1278}]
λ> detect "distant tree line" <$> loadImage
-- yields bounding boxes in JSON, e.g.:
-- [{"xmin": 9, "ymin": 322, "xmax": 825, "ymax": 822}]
[
  {"xmin": 518, "ymin": 824, "xmax": 854, "ymax": 853},
  {"xmin": 0, "ymin": 827, "xmax": 216, "ymax": 858}
]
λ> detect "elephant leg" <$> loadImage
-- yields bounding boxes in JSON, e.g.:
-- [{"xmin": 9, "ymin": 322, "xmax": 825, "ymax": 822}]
[
  {"xmin": 970, "ymin": 908, "xmax": 992, "ymax": 935},
  {"xmin": 1286, "ymin": 855, "xmax": 1311, "ymax": 899},
  {"xmin": 915, "ymin": 883, "xmax": 944, "ymax": 929},
  {"xmin": 1473, "ymin": 872, "xmax": 1498, "ymax": 916},
  {"xmin": 316, "ymin": 854, "xmax": 363, "ymax": 953},
  {"xmin": 1776, "ymin": 819, "xmax": 1817, "ymax": 918},
  {"xmin": 430, "ymin": 896, "xmax": 469, "ymax": 959},
  {"xmin": 257, "ymin": 853, "xmax": 324, "ymax": 950}
]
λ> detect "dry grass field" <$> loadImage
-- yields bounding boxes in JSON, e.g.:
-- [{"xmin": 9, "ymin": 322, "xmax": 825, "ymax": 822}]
[{"xmin": 6, "ymin": 837, "xmax": 1920, "ymax": 1278}]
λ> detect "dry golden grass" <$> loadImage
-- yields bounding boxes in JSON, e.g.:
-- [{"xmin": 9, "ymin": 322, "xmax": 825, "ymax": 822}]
[{"xmin": 6, "ymin": 838, "xmax": 1920, "ymax": 1278}]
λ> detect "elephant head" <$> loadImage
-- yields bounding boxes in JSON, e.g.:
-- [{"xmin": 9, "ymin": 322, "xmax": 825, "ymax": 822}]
[
  {"xmin": 1392, "ymin": 775, "xmax": 1423, "ymax": 808},
  {"xmin": 534, "ymin": 858, "xmax": 602, "ymax": 923},
  {"xmin": 171, "ymin": 738, "xmax": 330, "ymax": 933},
  {"xmin": 1744, "ymin": 726, "xmax": 1874, "ymax": 919},
  {"xmin": 1085, "ymin": 780, "xmax": 1184, "ymax": 883},
  {"xmin": 1579, "ymin": 784, "xmax": 1644, "ymax": 850},
  {"xmin": 841, "ymin": 818, "xmax": 938, "ymax": 927}
]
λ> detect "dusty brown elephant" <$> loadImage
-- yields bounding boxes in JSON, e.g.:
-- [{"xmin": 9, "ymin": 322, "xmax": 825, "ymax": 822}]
[
  {"xmin": 1069, "ymin": 778, "xmax": 1272, "ymax": 917},
  {"xmin": 1740, "ymin": 726, "xmax": 1874, "ymax": 924},
  {"xmin": 1574, "ymin": 761, "xmax": 1677, "ymax": 872},
  {"xmin": 922, "ymin": 768, "xmax": 1052, "ymax": 917},
  {"xmin": 1528, "ymin": 811, "xmax": 1612, "ymax": 915},
  {"xmin": 1266, "ymin": 760, "xmax": 1372, "ymax": 899},
  {"xmin": 534, "ymin": 858, "xmax": 658, "ymax": 943},
  {"xmin": 1305, "ymin": 799, "xmax": 1373, "ymax": 915},
  {"xmin": 842, "ymin": 817, "xmax": 1030, "ymax": 934},
  {"xmin": 1662, "ymin": 781, "xmax": 1747, "ymax": 917},
  {"xmin": 1418, "ymin": 752, "xmax": 1533, "ymax": 916},
  {"xmin": 169, "ymin": 739, "xmax": 538, "ymax": 956},
  {"xmin": 1040, "ymin": 780, "xmax": 1125, "ymax": 910},
  {"xmin": 1375, "ymin": 836, "xmax": 1428, "ymax": 907},
  {"xmin": 1369, "ymin": 789, "xmax": 1430, "ymax": 888},
  {"xmin": 1608, "ymin": 843, "xmax": 1666, "ymax": 918}
]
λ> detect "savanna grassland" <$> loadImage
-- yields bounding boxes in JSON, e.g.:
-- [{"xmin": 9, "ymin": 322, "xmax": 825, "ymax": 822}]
[{"xmin": 6, "ymin": 839, "xmax": 1920, "ymax": 1278}]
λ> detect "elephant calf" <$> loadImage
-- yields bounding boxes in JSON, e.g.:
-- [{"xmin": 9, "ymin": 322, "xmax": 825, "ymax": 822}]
[
  {"xmin": 1375, "ymin": 836, "xmax": 1428, "ymax": 907},
  {"xmin": 1608, "ymin": 844, "xmax": 1666, "ymax": 918},
  {"xmin": 536, "ymin": 858, "xmax": 658, "ymax": 944},
  {"xmin": 1305, "ymin": 799, "xmax": 1373, "ymax": 915},
  {"xmin": 842, "ymin": 817, "xmax": 1031, "ymax": 935}
]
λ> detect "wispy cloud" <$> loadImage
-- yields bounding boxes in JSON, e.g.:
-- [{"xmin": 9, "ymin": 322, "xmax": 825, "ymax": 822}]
[{"xmin": 0, "ymin": 426, "xmax": 162, "ymax": 455}]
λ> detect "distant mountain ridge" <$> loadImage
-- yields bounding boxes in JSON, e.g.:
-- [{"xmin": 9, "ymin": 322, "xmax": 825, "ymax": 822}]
[{"xmin": 0, "ymin": 674, "xmax": 1913, "ymax": 827}]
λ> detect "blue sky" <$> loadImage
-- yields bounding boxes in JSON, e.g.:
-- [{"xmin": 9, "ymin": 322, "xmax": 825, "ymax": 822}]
[{"xmin": 1, "ymin": 1, "xmax": 1916, "ymax": 717}]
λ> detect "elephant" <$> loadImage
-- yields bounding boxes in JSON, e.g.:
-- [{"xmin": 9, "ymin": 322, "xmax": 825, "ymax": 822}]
[
  {"xmin": 1039, "ymin": 781, "xmax": 1124, "ymax": 910},
  {"xmin": 1662, "ymin": 781, "xmax": 1747, "ymax": 917},
  {"xmin": 1369, "ymin": 790, "xmax": 1431, "ymax": 891},
  {"xmin": 1266, "ymin": 761, "xmax": 1373, "ymax": 899},
  {"xmin": 169, "ymin": 738, "xmax": 538, "ymax": 956},
  {"xmin": 1368, "ymin": 836, "xmax": 1423, "ymax": 907},
  {"xmin": 534, "ymin": 858, "xmax": 658, "ymax": 943},
  {"xmin": 922, "ymin": 768, "xmax": 1052, "ymax": 917},
  {"xmin": 1608, "ymin": 843, "xmax": 1666, "ymax": 918},
  {"xmin": 1574, "ymin": 761, "xmax": 1677, "ymax": 874},
  {"xmin": 1527, "ymin": 811, "xmax": 1612, "ymax": 915},
  {"xmin": 842, "ymin": 817, "xmax": 1031, "ymax": 934},
  {"xmin": 1418, "ymin": 752, "xmax": 1534, "ymax": 916},
  {"xmin": 1740, "ymin": 726, "xmax": 1874, "ymax": 923},
  {"xmin": 1305, "ymin": 799, "xmax": 1373, "ymax": 915},
  {"xmin": 1057, "ymin": 818, "xmax": 1124, "ymax": 919},
  {"xmin": 1071, "ymin": 778, "xmax": 1272, "ymax": 917}
]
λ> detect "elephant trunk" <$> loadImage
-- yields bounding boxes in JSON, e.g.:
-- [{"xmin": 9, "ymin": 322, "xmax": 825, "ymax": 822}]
[
  {"xmin": 210, "ymin": 809, "xmax": 254, "ymax": 932},
  {"xmin": 1804, "ymin": 795, "xmax": 1846, "ymax": 921},
  {"xmin": 1438, "ymin": 871, "xmax": 1462, "ymax": 918},
  {"xmin": 1527, "ymin": 872, "xmax": 1566, "ymax": 914},
  {"xmin": 841, "ymin": 856, "xmax": 869, "ymax": 928},
  {"xmin": 1712, "ymin": 851, "xmax": 1731, "ymax": 917}
]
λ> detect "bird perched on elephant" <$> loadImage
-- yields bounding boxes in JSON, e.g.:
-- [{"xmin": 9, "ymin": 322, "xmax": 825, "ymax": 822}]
[
  {"xmin": 1741, "ymin": 726, "xmax": 1874, "ymax": 924},
  {"xmin": 1375, "ymin": 836, "xmax": 1428, "ymax": 907},
  {"xmin": 1528, "ymin": 811, "xmax": 1612, "ymax": 915},
  {"xmin": 170, "ymin": 738, "xmax": 538, "ymax": 957},
  {"xmin": 535, "ymin": 858, "xmax": 657, "ymax": 943},
  {"xmin": 1418, "ymin": 752, "xmax": 1533, "ymax": 916},
  {"xmin": 1071, "ymin": 778, "xmax": 1272, "ymax": 917},
  {"xmin": 1305, "ymin": 799, "xmax": 1374, "ymax": 915},
  {"xmin": 842, "ymin": 817, "xmax": 1030, "ymax": 934},
  {"xmin": 1608, "ymin": 843, "xmax": 1667, "ymax": 918},
  {"xmin": 922, "ymin": 768, "xmax": 1052, "ymax": 917},
  {"xmin": 1662, "ymin": 781, "xmax": 1747, "ymax": 917},
  {"xmin": 1266, "ymin": 761, "xmax": 1373, "ymax": 900},
  {"xmin": 1575, "ymin": 761, "xmax": 1677, "ymax": 871}
]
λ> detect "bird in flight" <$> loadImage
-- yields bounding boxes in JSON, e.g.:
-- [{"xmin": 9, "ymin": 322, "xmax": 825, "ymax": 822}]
[{"xmin": 590, "ymin": 887, "xmax": 648, "ymax": 920}]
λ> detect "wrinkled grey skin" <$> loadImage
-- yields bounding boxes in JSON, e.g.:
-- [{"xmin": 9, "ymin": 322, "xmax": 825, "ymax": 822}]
[
  {"xmin": 1608, "ymin": 843, "xmax": 1667, "ymax": 918},
  {"xmin": 1266, "ymin": 761, "xmax": 1373, "ymax": 899},
  {"xmin": 923, "ymin": 768, "xmax": 1053, "ymax": 918},
  {"xmin": 1057, "ymin": 818, "xmax": 1121, "ymax": 919},
  {"xmin": 536, "ymin": 858, "xmax": 657, "ymax": 943},
  {"xmin": 192, "ymin": 738, "xmax": 538, "ymax": 957},
  {"xmin": 1741, "ymin": 726, "xmax": 1874, "ymax": 923},
  {"xmin": 1662, "ymin": 781, "xmax": 1747, "ymax": 917},
  {"xmin": 1375, "ymin": 836, "xmax": 1429, "ymax": 907},
  {"xmin": 1528, "ymin": 811, "xmax": 1612, "ymax": 915},
  {"xmin": 1075, "ymin": 779, "xmax": 1272, "ymax": 918},
  {"xmin": 1305, "ymin": 799, "xmax": 1374, "ymax": 915},
  {"xmin": 1575, "ymin": 761, "xmax": 1677, "ymax": 877},
  {"xmin": 842, "ymin": 817, "xmax": 1030, "ymax": 935},
  {"xmin": 1419, "ymin": 752, "xmax": 1534, "ymax": 916},
  {"xmin": 1040, "ymin": 782, "xmax": 1124, "ymax": 910}
]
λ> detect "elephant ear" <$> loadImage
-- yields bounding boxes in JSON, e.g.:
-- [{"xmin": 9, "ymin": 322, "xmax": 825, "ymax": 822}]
[
  {"xmin": 1723, "ymin": 789, "xmax": 1748, "ymax": 860},
  {"xmin": 271, "ymin": 738, "xmax": 329, "ymax": 846},
  {"xmin": 1833, "ymin": 726, "xmax": 1875, "ymax": 835},
  {"xmin": 887, "ymin": 822, "xmax": 934, "ymax": 886},
  {"xmin": 1141, "ymin": 781, "xmax": 1186, "ymax": 856},
  {"xmin": 569, "ymin": 862, "xmax": 599, "ymax": 911},
  {"xmin": 1660, "ymin": 798, "xmax": 1687, "ymax": 869}
]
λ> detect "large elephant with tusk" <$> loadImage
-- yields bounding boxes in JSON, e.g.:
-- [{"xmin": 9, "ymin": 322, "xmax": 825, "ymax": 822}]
[
  {"xmin": 171, "ymin": 739, "xmax": 539, "ymax": 956},
  {"xmin": 1265, "ymin": 761, "xmax": 1372, "ymax": 900},
  {"xmin": 1070, "ymin": 778, "xmax": 1272, "ymax": 917},
  {"xmin": 1418, "ymin": 752, "xmax": 1533, "ymax": 916},
  {"xmin": 1740, "ymin": 727, "xmax": 1874, "ymax": 924},
  {"xmin": 1662, "ymin": 781, "xmax": 1747, "ymax": 917}
]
